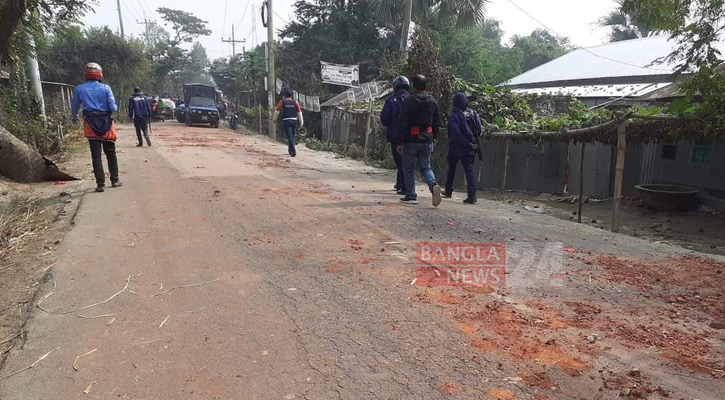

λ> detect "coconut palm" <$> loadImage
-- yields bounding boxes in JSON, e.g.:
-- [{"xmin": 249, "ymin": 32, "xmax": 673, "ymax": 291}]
[
  {"xmin": 374, "ymin": 0, "xmax": 489, "ymax": 58},
  {"xmin": 600, "ymin": 0, "xmax": 658, "ymax": 42}
]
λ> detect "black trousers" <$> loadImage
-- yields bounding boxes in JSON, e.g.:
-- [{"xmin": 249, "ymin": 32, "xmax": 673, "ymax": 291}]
[
  {"xmin": 445, "ymin": 154, "xmax": 477, "ymax": 197},
  {"xmin": 133, "ymin": 116, "xmax": 149, "ymax": 144},
  {"xmin": 88, "ymin": 139, "xmax": 118, "ymax": 186}
]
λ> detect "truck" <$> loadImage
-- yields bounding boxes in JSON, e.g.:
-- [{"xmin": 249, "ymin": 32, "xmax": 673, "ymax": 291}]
[{"xmin": 182, "ymin": 83, "xmax": 220, "ymax": 128}]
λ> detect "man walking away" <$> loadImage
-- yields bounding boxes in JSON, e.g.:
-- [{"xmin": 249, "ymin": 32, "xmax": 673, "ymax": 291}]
[
  {"xmin": 71, "ymin": 62, "xmax": 121, "ymax": 193},
  {"xmin": 380, "ymin": 76, "xmax": 409, "ymax": 195},
  {"xmin": 128, "ymin": 87, "xmax": 152, "ymax": 147},
  {"xmin": 395, "ymin": 74, "xmax": 442, "ymax": 207},
  {"xmin": 444, "ymin": 92, "xmax": 482, "ymax": 204},
  {"xmin": 274, "ymin": 91, "xmax": 304, "ymax": 157}
]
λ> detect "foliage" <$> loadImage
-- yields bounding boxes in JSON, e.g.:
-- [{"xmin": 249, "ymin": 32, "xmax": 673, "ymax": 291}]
[
  {"xmin": 509, "ymin": 29, "xmax": 570, "ymax": 73},
  {"xmin": 599, "ymin": 0, "xmax": 667, "ymax": 42},
  {"xmin": 156, "ymin": 8, "xmax": 212, "ymax": 47},
  {"xmin": 456, "ymin": 80, "xmax": 613, "ymax": 134},
  {"xmin": 165, "ymin": 42, "xmax": 214, "ymax": 95},
  {"xmin": 374, "ymin": 0, "xmax": 489, "ymax": 29},
  {"xmin": 149, "ymin": 8, "xmax": 212, "ymax": 93},
  {"xmin": 621, "ymin": 0, "xmax": 724, "ymax": 119},
  {"xmin": 403, "ymin": 28, "xmax": 457, "ymax": 113},
  {"xmin": 437, "ymin": 21, "xmax": 522, "ymax": 85},
  {"xmin": 0, "ymin": 0, "xmax": 92, "ymax": 63},
  {"xmin": 0, "ymin": 65, "xmax": 70, "ymax": 154},
  {"xmin": 36, "ymin": 26, "xmax": 153, "ymax": 101}
]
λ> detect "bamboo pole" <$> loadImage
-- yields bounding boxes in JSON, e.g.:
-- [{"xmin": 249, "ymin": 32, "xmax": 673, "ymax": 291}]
[
  {"xmin": 577, "ymin": 142, "xmax": 586, "ymax": 223},
  {"xmin": 500, "ymin": 139, "xmax": 510, "ymax": 191},
  {"xmin": 258, "ymin": 104, "xmax": 262, "ymax": 134},
  {"xmin": 612, "ymin": 121, "xmax": 628, "ymax": 233}
]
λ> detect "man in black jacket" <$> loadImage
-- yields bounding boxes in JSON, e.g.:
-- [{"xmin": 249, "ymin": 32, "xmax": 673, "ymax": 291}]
[{"xmin": 395, "ymin": 74, "xmax": 442, "ymax": 207}]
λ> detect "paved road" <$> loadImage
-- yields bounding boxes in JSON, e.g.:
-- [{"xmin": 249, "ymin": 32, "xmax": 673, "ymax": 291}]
[{"xmin": 0, "ymin": 123, "xmax": 721, "ymax": 399}]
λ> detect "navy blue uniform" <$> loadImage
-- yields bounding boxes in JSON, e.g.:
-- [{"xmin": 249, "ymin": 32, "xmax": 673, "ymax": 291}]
[
  {"xmin": 380, "ymin": 89, "xmax": 409, "ymax": 191},
  {"xmin": 445, "ymin": 93, "xmax": 482, "ymax": 198}
]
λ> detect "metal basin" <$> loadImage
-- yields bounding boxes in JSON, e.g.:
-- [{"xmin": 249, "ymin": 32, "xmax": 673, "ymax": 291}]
[{"xmin": 635, "ymin": 184, "xmax": 699, "ymax": 211}]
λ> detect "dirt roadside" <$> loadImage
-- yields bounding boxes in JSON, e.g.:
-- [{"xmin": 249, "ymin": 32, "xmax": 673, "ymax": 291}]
[
  {"xmin": 0, "ymin": 132, "xmax": 92, "ymax": 368},
  {"xmin": 0, "ymin": 122, "xmax": 722, "ymax": 399}
]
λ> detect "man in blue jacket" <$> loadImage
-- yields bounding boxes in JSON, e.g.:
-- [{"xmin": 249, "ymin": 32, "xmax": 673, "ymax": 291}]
[
  {"xmin": 380, "ymin": 76, "xmax": 409, "ymax": 194},
  {"xmin": 71, "ymin": 62, "xmax": 121, "ymax": 193},
  {"xmin": 444, "ymin": 92, "xmax": 482, "ymax": 204},
  {"xmin": 128, "ymin": 87, "xmax": 152, "ymax": 147}
]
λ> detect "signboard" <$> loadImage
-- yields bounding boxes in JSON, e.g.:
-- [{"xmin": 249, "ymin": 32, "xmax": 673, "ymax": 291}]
[
  {"xmin": 312, "ymin": 96, "xmax": 320, "ymax": 112},
  {"xmin": 321, "ymin": 61, "xmax": 360, "ymax": 87},
  {"xmin": 345, "ymin": 90, "xmax": 356, "ymax": 104},
  {"xmin": 276, "ymin": 78, "xmax": 283, "ymax": 95},
  {"xmin": 299, "ymin": 94, "xmax": 306, "ymax": 110}
]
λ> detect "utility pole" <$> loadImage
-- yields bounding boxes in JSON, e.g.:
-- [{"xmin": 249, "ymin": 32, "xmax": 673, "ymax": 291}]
[
  {"xmin": 222, "ymin": 25, "xmax": 245, "ymax": 59},
  {"xmin": 266, "ymin": 0, "xmax": 276, "ymax": 139},
  {"xmin": 138, "ymin": 17, "xmax": 151, "ymax": 47},
  {"xmin": 25, "ymin": 32, "xmax": 45, "ymax": 117},
  {"xmin": 116, "ymin": 0, "xmax": 125, "ymax": 39}
]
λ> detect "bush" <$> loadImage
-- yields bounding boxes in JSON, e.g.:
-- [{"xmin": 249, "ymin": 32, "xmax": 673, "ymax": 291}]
[{"xmin": 0, "ymin": 66, "xmax": 72, "ymax": 155}]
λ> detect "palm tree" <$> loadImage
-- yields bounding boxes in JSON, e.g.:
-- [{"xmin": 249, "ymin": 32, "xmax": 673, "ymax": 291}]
[
  {"xmin": 600, "ymin": 0, "xmax": 657, "ymax": 42},
  {"xmin": 375, "ymin": 0, "xmax": 489, "ymax": 59}
]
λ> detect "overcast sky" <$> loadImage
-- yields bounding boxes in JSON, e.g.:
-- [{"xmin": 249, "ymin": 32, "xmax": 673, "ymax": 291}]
[{"xmin": 82, "ymin": 0, "xmax": 619, "ymax": 59}]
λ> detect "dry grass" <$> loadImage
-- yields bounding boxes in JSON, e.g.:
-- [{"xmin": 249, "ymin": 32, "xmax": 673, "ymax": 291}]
[{"xmin": 0, "ymin": 196, "xmax": 50, "ymax": 261}]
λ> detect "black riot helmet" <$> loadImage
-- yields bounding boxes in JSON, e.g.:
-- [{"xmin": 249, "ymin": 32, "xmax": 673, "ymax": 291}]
[
  {"xmin": 411, "ymin": 74, "xmax": 426, "ymax": 91},
  {"xmin": 392, "ymin": 75, "xmax": 410, "ymax": 92}
]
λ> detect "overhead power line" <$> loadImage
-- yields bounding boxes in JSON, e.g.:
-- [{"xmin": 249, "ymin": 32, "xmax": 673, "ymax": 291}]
[
  {"xmin": 222, "ymin": 0, "xmax": 228, "ymax": 37},
  {"xmin": 506, "ymin": 0, "xmax": 671, "ymax": 72},
  {"xmin": 234, "ymin": 0, "xmax": 252, "ymax": 34}
]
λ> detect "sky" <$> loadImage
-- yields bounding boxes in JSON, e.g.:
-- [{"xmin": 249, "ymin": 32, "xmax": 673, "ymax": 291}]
[{"xmin": 82, "ymin": 0, "xmax": 620, "ymax": 60}]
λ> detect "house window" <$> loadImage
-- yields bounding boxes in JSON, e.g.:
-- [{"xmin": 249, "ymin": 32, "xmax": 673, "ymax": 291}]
[
  {"xmin": 692, "ymin": 145, "xmax": 712, "ymax": 165},
  {"xmin": 661, "ymin": 144, "xmax": 677, "ymax": 160}
]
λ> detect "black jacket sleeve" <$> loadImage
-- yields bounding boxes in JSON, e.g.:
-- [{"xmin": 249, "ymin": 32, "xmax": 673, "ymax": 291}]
[
  {"xmin": 396, "ymin": 97, "xmax": 411, "ymax": 144},
  {"xmin": 431, "ymin": 101, "xmax": 440, "ymax": 140}
]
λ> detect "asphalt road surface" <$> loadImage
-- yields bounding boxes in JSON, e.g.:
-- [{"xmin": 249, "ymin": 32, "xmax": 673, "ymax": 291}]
[{"xmin": 0, "ymin": 122, "xmax": 722, "ymax": 399}]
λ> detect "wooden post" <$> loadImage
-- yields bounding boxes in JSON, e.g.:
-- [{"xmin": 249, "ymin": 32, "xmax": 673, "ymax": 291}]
[
  {"xmin": 500, "ymin": 139, "xmax": 510, "ymax": 191},
  {"xmin": 577, "ymin": 142, "xmax": 586, "ymax": 223},
  {"xmin": 258, "ymin": 104, "xmax": 262, "ymax": 134},
  {"xmin": 612, "ymin": 121, "xmax": 628, "ymax": 232}
]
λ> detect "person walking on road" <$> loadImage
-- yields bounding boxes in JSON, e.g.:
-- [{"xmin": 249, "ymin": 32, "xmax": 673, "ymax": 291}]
[
  {"xmin": 395, "ymin": 74, "xmax": 442, "ymax": 207},
  {"xmin": 128, "ymin": 87, "xmax": 152, "ymax": 147},
  {"xmin": 71, "ymin": 62, "xmax": 121, "ymax": 193},
  {"xmin": 274, "ymin": 91, "xmax": 304, "ymax": 157},
  {"xmin": 380, "ymin": 76, "xmax": 410, "ymax": 195},
  {"xmin": 444, "ymin": 92, "xmax": 482, "ymax": 204}
]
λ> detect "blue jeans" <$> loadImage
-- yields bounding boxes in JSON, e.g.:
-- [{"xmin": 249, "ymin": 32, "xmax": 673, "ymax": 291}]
[
  {"xmin": 391, "ymin": 142, "xmax": 405, "ymax": 191},
  {"xmin": 403, "ymin": 142, "xmax": 438, "ymax": 198},
  {"xmin": 283, "ymin": 120, "xmax": 296, "ymax": 156}
]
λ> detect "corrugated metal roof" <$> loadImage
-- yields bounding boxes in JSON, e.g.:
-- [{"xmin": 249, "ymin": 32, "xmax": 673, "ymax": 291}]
[
  {"xmin": 503, "ymin": 35, "xmax": 725, "ymax": 87},
  {"xmin": 321, "ymin": 81, "xmax": 391, "ymax": 107},
  {"xmin": 512, "ymin": 82, "xmax": 673, "ymax": 98}
]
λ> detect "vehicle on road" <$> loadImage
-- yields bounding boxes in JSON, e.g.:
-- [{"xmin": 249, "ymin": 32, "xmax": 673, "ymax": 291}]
[
  {"xmin": 186, "ymin": 96, "xmax": 220, "ymax": 128},
  {"xmin": 175, "ymin": 103, "xmax": 186, "ymax": 122},
  {"xmin": 183, "ymin": 84, "xmax": 220, "ymax": 128}
]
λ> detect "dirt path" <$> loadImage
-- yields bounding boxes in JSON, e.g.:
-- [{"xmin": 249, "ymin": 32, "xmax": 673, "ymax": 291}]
[{"xmin": 0, "ymin": 122, "xmax": 722, "ymax": 399}]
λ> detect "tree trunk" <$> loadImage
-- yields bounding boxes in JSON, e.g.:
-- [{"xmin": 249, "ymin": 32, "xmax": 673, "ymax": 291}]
[
  {"xmin": 0, "ymin": 124, "xmax": 77, "ymax": 182},
  {"xmin": 0, "ymin": 0, "xmax": 28, "ymax": 62}
]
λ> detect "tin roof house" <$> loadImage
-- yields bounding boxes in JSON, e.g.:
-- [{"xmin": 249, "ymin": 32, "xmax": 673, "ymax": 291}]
[
  {"xmin": 489, "ymin": 36, "xmax": 725, "ymax": 205},
  {"xmin": 502, "ymin": 35, "xmax": 725, "ymax": 107}
]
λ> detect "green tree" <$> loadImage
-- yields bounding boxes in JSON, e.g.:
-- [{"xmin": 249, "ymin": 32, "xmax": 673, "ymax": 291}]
[
  {"xmin": 438, "ymin": 21, "xmax": 521, "ymax": 85},
  {"xmin": 510, "ymin": 29, "xmax": 569, "ymax": 73},
  {"xmin": 165, "ymin": 42, "xmax": 214, "ymax": 94},
  {"xmin": 36, "ymin": 26, "xmax": 152, "ymax": 101},
  {"xmin": 0, "ymin": 0, "xmax": 91, "ymax": 63},
  {"xmin": 150, "ymin": 8, "xmax": 212, "ymax": 92},
  {"xmin": 620, "ymin": 0, "xmax": 724, "ymax": 117},
  {"xmin": 374, "ymin": 0, "xmax": 489, "ymax": 56},
  {"xmin": 599, "ymin": 0, "xmax": 664, "ymax": 42}
]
